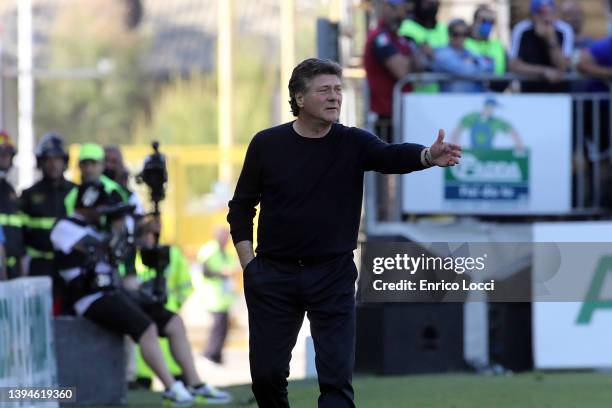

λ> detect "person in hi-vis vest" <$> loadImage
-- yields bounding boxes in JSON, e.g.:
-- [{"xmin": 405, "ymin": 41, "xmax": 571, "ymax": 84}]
[
  {"xmin": 131, "ymin": 217, "xmax": 194, "ymax": 386},
  {"xmin": 197, "ymin": 226, "xmax": 239, "ymax": 364}
]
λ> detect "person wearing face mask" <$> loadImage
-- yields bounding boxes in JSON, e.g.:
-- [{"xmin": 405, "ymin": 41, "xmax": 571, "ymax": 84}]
[
  {"xmin": 398, "ymin": 0, "xmax": 448, "ymax": 93},
  {"xmin": 398, "ymin": 0, "xmax": 447, "ymax": 49},
  {"xmin": 465, "ymin": 5, "xmax": 506, "ymax": 76},
  {"xmin": 0, "ymin": 130, "xmax": 24, "ymax": 279},
  {"xmin": 432, "ymin": 19, "xmax": 495, "ymax": 93}
]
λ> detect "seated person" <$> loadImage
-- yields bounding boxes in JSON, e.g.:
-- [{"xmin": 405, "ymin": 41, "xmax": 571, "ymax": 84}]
[
  {"xmin": 50, "ymin": 182, "xmax": 231, "ymax": 406},
  {"xmin": 433, "ymin": 19, "xmax": 494, "ymax": 93}
]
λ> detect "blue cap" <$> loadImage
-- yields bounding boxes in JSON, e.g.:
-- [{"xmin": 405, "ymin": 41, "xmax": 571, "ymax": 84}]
[
  {"xmin": 530, "ymin": 0, "xmax": 555, "ymax": 13},
  {"xmin": 484, "ymin": 97, "xmax": 500, "ymax": 107}
]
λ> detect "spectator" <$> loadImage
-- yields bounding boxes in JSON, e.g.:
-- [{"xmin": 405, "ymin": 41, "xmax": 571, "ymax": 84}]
[
  {"xmin": 465, "ymin": 5, "xmax": 507, "ymax": 75},
  {"xmin": 509, "ymin": 0, "xmax": 574, "ymax": 93},
  {"xmin": 364, "ymin": 0, "xmax": 415, "ymax": 219},
  {"xmin": 433, "ymin": 19, "xmax": 494, "ymax": 93},
  {"xmin": 577, "ymin": 35, "xmax": 612, "ymax": 91},
  {"xmin": 577, "ymin": 35, "xmax": 611, "ymax": 192},
  {"xmin": 364, "ymin": 0, "xmax": 414, "ymax": 141},
  {"xmin": 608, "ymin": 1, "xmax": 612, "ymax": 35},
  {"xmin": 560, "ymin": 0, "xmax": 594, "ymax": 51},
  {"xmin": 399, "ymin": 0, "xmax": 447, "ymax": 49},
  {"xmin": 398, "ymin": 0, "xmax": 447, "ymax": 92}
]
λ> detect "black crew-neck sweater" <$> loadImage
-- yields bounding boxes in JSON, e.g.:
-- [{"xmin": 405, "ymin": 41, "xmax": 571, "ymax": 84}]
[{"xmin": 227, "ymin": 122, "xmax": 427, "ymax": 258}]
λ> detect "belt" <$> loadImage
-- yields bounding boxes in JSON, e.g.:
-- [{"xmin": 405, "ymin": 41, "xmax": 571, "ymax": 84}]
[{"xmin": 262, "ymin": 253, "xmax": 346, "ymax": 267}]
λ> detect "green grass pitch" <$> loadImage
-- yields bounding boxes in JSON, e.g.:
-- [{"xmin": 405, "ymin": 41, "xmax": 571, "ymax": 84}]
[{"xmin": 95, "ymin": 372, "xmax": 612, "ymax": 407}]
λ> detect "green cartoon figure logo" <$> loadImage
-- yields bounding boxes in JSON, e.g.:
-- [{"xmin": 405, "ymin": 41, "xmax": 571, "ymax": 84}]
[
  {"xmin": 450, "ymin": 98, "xmax": 524, "ymax": 150},
  {"xmin": 444, "ymin": 97, "xmax": 530, "ymax": 204}
]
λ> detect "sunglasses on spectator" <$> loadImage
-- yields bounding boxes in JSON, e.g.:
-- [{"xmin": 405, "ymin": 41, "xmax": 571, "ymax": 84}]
[{"xmin": 451, "ymin": 31, "xmax": 468, "ymax": 37}]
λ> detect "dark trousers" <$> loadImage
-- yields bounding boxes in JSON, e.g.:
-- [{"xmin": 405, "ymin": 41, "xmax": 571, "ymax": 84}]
[
  {"xmin": 204, "ymin": 311, "xmax": 229, "ymax": 364},
  {"xmin": 244, "ymin": 253, "xmax": 357, "ymax": 408}
]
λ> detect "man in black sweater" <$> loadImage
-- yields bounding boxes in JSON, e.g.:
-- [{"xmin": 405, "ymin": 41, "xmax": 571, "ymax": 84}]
[{"xmin": 227, "ymin": 58, "xmax": 461, "ymax": 408}]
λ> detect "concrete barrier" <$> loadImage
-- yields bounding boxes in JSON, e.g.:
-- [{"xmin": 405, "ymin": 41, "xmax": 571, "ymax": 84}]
[{"xmin": 54, "ymin": 316, "xmax": 126, "ymax": 406}]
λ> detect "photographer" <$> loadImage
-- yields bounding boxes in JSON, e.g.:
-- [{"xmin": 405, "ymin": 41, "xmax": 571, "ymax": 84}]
[
  {"xmin": 64, "ymin": 143, "xmax": 129, "ymax": 215},
  {"xmin": 50, "ymin": 182, "xmax": 231, "ymax": 406},
  {"xmin": 132, "ymin": 216, "xmax": 194, "ymax": 386}
]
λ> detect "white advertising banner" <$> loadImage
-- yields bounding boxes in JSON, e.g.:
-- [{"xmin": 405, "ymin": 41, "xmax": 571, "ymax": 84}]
[
  {"xmin": 533, "ymin": 222, "xmax": 612, "ymax": 369},
  {"xmin": 402, "ymin": 94, "xmax": 572, "ymax": 215}
]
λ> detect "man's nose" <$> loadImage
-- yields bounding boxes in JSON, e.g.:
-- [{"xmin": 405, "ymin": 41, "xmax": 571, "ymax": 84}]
[{"xmin": 328, "ymin": 90, "xmax": 341, "ymax": 101}]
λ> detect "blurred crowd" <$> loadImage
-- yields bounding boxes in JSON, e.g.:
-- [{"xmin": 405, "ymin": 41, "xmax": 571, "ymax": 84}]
[
  {"xmin": 365, "ymin": 0, "xmax": 612, "ymax": 130},
  {"xmin": 365, "ymin": 0, "xmax": 612, "ymax": 214}
]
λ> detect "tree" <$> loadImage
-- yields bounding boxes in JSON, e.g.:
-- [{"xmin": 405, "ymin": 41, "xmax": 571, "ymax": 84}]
[{"xmin": 35, "ymin": 0, "xmax": 151, "ymax": 145}]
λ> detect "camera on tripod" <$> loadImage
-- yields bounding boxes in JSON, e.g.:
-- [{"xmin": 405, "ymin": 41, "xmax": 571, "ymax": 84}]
[
  {"xmin": 136, "ymin": 141, "xmax": 168, "ymax": 212},
  {"xmin": 135, "ymin": 141, "xmax": 171, "ymax": 305}
]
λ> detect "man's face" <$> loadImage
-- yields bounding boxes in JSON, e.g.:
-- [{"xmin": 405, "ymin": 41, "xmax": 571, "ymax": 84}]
[
  {"xmin": 534, "ymin": 5, "xmax": 556, "ymax": 24},
  {"xmin": 560, "ymin": 2, "xmax": 583, "ymax": 34},
  {"xmin": 104, "ymin": 148, "xmax": 123, "ymax": 180},
  {"xmin": 381, "ymin": 2, "xmax": 408, "ymax": 31},
  {"xmin": 473, "ymin": 8, "xmax": 496, "ymax": 39},
  {"xmin": 296, "ymin": 74, "xmax": 343, "ymax": 124},
  {"xmin": 137, "ymin": 231, "xmax": 156, "ymax": 249},
  {"xmin": 79, "ymin": 159, "xmax": 104, "ymax": 183},
  {"xmin": 449, "ymin": 24, "xmax": 469, "ymax": 49},
  {"xmin": 0, "ymin": 151, "xmax": 12, "ymax": 172},
  {"xmin": 41, "ymin": 156, "xmax": 65, "ymax": 180},
  {"xmin": 421, "ymin": 0, "xmax": 440, "ymax": 15},
  {"xmin": 109, "ymin": 216, "xmax": 127, "ymax": 234},
  {"xmin": 215, "ymin": 228, "xmax": 230, "ymax": 249}
]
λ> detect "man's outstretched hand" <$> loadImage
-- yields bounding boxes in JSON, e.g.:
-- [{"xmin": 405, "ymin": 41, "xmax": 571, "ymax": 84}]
[{"xmin": 430, "ymin": 129, "xmax": 462, "ymax": 167}]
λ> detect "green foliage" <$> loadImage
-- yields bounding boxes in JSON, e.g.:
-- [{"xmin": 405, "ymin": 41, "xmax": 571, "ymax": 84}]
[
  {"xmin": 232, "ymin": 40, "xmax": 278, "ymax": 144},
  {"xmin": 122, "ymin": 373, "xmax": 612, "ymax": 408},
  {"xmin": 132, "ymin": 73, "xmax": 218, "ymax": 145},
  {"xmin": 35, "ymin": 0, "xmax": 280, "ymax": 150},
  {"xmin": 133, "ymin": 39, "xmax": 277, "ymax": 146},
  {"xmin": 35, "ymin": 0, "xmax": 151, "ymax": 145},
  {"xmin": 131, "ymin": 38, "xmax": 277, "ymax": 196}
]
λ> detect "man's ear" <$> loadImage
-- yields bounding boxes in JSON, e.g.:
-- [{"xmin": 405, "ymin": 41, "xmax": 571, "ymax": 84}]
[{"xmin": 295, "ymin": 92, "xmax": 304, "ymax": 108}]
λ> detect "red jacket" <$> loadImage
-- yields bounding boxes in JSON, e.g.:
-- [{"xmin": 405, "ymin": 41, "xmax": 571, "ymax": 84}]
[{"xmin": 364, "ymin": 22, "xmax": 413, "ymax": 117}]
